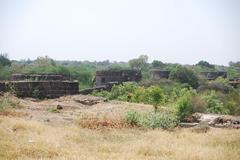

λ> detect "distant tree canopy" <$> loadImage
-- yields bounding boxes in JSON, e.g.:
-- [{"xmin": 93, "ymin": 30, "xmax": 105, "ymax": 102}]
[
  {"xmin": 151, "ymin": 60, "xmax": 164, "ymax": 68},
  {"xmin": 196, "ymin": 60, "xmax": 215, "ymax": 69},
  {"xmin": 35, "ymin": 56, "xmax": 56, "ymax": 67},
  {"xmin": 128, "ymin": 55, "xmax": 148, "ymax": 70},
  {"xmin": 0, "ymin": 54, "xmax": 239, "ymax": 89},
  {"xmin": 169, "ymin": 65, "xmax": 199, "ymax": 88},
  {"xmin": 0, "ymin": 53, "xmax": 11, "ymax": 66},
  {"xmin": 227, "ymin": 61, "xmax": 240, "ymax": 79},
  {"xmin": 229, "ymin": 61, "xmax": 240, "ymax": 68}
]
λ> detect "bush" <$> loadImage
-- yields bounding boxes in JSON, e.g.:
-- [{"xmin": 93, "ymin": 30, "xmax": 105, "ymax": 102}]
[
  {"xmin": 125, "ymin": 109, "xmax": 141, "ymax": 126},
  {"xmin": 147, "ymin": 86, "xmax": 164, "ymax": 111},
  {"xmin": 176, "ymin": 94, "xmax": 192, "ymax": 121},
  {"xmin": 125, "ymin": 109, "xmax": 178, "ymax": 129},
  {"xmin": 109, "ymin": 82, "xmax": 138, "ymax": 101},
  {"xmin": 142, "ymin": 111, "xmax": 178, "ymax": 129},
  {"xmin": 0, "ymin": 93, "xmax": 19, "ymax": 110},
  {"xmin": 198, "ymin": 81, "xmax": 233, "ymax": 93},
  {"xmin": 203, "ymin": 91, "xmax": 229, "ymax": 114},
  {"xmin": 189, "ymin": 96, "xmax": 207, "ymax": 113},
  {"xmin": 0, "ymin": 53, "xmax": 11, "ymax": 66},
  {"xmin": 225, "ymin": 91, "xmax": 240, "ymax": 115}
]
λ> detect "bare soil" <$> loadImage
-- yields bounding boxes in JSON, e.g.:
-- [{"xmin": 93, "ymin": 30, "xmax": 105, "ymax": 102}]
[{"xmin": 15, "ymin": 94, "xmax": 152, "ymax": 126}]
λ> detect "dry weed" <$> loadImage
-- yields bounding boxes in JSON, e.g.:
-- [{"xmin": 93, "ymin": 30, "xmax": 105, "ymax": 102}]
[{"xmin": 77, "ymin": 117, "xmax": 132, "ymax": 130}]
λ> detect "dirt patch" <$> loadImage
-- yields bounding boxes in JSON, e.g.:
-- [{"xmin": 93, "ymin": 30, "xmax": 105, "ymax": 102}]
[
  {"xmin": 11, "ymin": 94, "xmax": 151, "ymax": 127},
  {"xmin": 0, "ymin": 110, "xmax": 28, "ymax": 117}
]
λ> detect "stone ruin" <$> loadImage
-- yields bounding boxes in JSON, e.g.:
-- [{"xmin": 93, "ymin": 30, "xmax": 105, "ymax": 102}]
[
  {"xmin": 199, "ymin": 71, "xmax": 227, "ymax": 80},
  {"xmin": 11, "ymin": 73, "xmax": 71, "ymax": 81},
  {"xmin": 0, "ymin": 73, "xmax": 79, "ymax": 98},
  {"xmin": 94, "ymin": 69, "xmax": 142, "ymax": 86},
  {"xmin": 0, "ymin": 82, "xmax": 5, "ymax": 92},
  {"xmin": 150, "ymin": 69, "xmax": 171, "ymax": 80},
  {"xmin": 150, "ymin": 70, "xmax": 229, "ymax": 81}
]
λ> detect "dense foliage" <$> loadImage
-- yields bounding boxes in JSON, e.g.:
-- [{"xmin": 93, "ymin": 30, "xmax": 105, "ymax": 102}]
[
  {"xmin": 169, "ymin": 65, "xmax": 199, "ymax": 88},
  {"xmin": 93, "ymin": 81, "xmax": 240, "ymax": 122}
]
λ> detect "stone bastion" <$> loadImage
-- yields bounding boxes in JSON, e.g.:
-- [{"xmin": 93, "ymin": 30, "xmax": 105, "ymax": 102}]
[{"xmin": 0, "ymin": 73, "xmax": 79, "ymax": 98}]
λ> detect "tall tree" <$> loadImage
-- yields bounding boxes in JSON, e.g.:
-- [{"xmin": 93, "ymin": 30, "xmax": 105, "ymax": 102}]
[
  {"xmin": 196, "ymin": 60, "xmax": 215, "ymax": 69},
  {"xmin": 128, "ymin": 55, "xmax": 149, "ymax": 70},
  {"xmin": 0, "ymin": 53, "xmax": 11, "ymax": 66}
]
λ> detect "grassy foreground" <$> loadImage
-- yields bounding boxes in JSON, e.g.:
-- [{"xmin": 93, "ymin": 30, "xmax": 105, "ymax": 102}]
[{"xmin": 0, "ymin": 116, "xmax": 240, "ymax": 160}]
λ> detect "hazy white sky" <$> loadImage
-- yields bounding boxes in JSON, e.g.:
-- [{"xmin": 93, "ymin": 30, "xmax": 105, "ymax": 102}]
[{"xmin": 0, "ymin": 0, "xmax": 239, "ymax": 65}]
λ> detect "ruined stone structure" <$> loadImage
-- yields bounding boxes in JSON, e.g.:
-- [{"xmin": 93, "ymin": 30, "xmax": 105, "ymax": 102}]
[
  {"xmin": 150, "ymin": 69, "xmax": 171, "ymax": 80},
  {"xmin": 229, "ymin": 78, "xmax": 240, "ymax": 88},
  {"xmin": 11, "ymin": 73, "xmax": 70, "ymax": 81},
  {"xmin": 0, "ymin": 82, "xmax": 5, "ymax": 92},
  {"xmin": 200, "ymin": 71, "xmax": 227, "ymax": 80},
  {"xmin": 95, "ymin": 70, "xmax": 142, "ymax": 86},
  {"xmin": 2, "ymin": 73, "xmax": 79, "ymax": 98}
]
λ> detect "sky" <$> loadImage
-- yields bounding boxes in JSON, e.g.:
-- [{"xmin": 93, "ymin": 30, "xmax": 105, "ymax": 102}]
[{"xmin": 0, "ymin": 0, "xmax": 239, "ymax": 65}]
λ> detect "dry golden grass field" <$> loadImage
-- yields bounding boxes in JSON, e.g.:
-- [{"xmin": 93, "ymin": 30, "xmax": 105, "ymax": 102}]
[{"xmin": 0, "ymin": 94, "xmax": 240, "ymax": 160}]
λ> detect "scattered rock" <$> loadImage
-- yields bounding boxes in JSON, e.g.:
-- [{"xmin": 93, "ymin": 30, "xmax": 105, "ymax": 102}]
[
  {"xmin": 179, "ymin": 123, "xmax": 198, "ymax": 128},
  {"xmin": 191, "ymin": 122, "xmax": 210, "ymax": 133},
  {"xmin": 28, "ymin": 140, "xmax": 36, "ymax": 143},
  {"xmin": 62, "ymin": 117, "xmax": 73, "ymax": 121},
  {"xmin": 211, "ymin": 116, "xmax": 240, "ymax": 128},
  {"xmin": 44, "ymin": 119, "xmax": 50, "ymax": 122},
  {"xmin": 57, "ymin": 104, "xmax": 63, "ymax": 110},
  {"xmin": 73, "ymin": 95, "xmax": 106, "ymax": 106},
  {"xmin": 184, "ymin": 113, "xmax": 240, "ymax": 129}
]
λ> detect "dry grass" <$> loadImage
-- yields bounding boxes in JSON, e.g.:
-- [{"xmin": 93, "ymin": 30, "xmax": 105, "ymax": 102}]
[
  {"xmin": 0, "ymin": 110, "xmax": 28, "ymax": 117},
  {"xmin": 0, "ymin": 116, "xmax": 240, "ymax": 160},
  {"xmin": 77, "ymin": 117, "xmax": 132, "ymax": 130}
]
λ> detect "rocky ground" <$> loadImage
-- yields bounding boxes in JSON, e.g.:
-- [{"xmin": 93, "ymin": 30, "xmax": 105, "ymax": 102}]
[{"xmin": 11, "ymin": 94, "xmax": 152, "ymax": 127}]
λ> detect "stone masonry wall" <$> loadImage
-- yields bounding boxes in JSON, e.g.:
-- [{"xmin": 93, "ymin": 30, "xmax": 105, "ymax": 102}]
[
  {"xmin": 0, "ymin": 82, "xmax": 5, "ymax": 92},
  {"xmin": 150, "ymin": 70, "xmax": 170, "ymax": 80},
  {"xmin": 95, "ymin": 70, "xmax": 142, "ymax": 86},
  {"xmin": 11, "ymin": 73, "xmax": 71, "ymax": 81},
  {"xmin": 7, "ymin": 81, "xmax": 79, "ymax": 98}
]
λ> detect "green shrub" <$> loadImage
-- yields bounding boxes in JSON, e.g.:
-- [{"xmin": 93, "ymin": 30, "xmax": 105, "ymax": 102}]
[
  {"xmin": 176, "ymin": 94, "xmax": 192, "ymax": 121},
  {"xmin": 132, "ymin": 86, "xmax": 148, "ymax": 103},
  {"xmin": 169, "ymin": 65, "xmax": 199, "ymax": 88},
  {"xmin": 142, "ymin": 111, "xmax": 178, "ymax": 129},
  {"xmin": 125, "ymin": 109, "xmax": 141, "ymax": 126},
  {"xmin": 47, "ymin": 108, "xmax": 60, "ymax": 113},
  {"xmin": 124, "ymin": 109, "xmax": 178, "ymax": 129},
  {"xmin": 109, "ymin": 82, "xmax": 138, "ymax": 101},
  {"xmin": 203, "ymin": 91, "xmax": 229, "ymax": 114},
  {"xmin": 0, "ymin": 93, "xmax": 19, "ymax": 110},
  {"xmin": 189, "ymin": 96, "xmax": 207, "ymax": 113},
  {"xmin": 92, "ymin": 90, "xmax": 111, "ymax": 99},
  {"xmin": 147, "ymin": 86, "xmax": 164, "ymax": 111}
]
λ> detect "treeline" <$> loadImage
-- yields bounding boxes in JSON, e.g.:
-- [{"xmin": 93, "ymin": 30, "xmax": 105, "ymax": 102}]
[{"xmin": 0, "ymin": 54, "xmax": 240, "ymax": 89}]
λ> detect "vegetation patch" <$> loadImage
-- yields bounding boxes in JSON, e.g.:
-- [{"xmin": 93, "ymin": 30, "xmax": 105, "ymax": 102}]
[
  {"xmin": 47, "ymin": 108, "xmax": 60, "ymax": 113},
  {"xmin": 0, "ymin": 93, "xmax": 22, "ymax": 111},
  {"xmin": 125, "ymin": 109, "xmax": 179, "ymax": 129}
]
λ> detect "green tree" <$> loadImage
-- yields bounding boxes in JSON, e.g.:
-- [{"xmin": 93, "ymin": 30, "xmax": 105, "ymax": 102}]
[
  {"xmin": 0, "ymin": 53, "xmax": 11, "ymax": 66},
  {"xmin": 169, "ymin": 65, "xmax": 199, "ymax": 88},
  {"xmin": 128, "ymin": 55, "xmax": 148, "ymax": 70},
  {"xmin": 196, "ymin": 60, "xmax": 215, "ymax": 69},
  {"xmin": 151, "ymin": 60, "xmax": 164, "ymax": 68},
  {"xmin": 35, "ymin": 56, "xmax": 56, "ymax": 67},
  {"xmin": 148, "ymin": 86, "xmax": 164, "ymax": 112}
]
